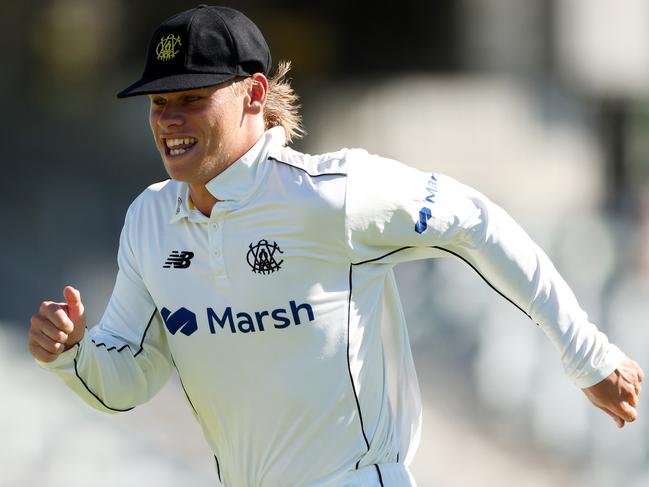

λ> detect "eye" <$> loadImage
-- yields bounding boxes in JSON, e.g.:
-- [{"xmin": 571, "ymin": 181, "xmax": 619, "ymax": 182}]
[
  {"xmin": 184, "ymin": 95, "xmax": 202, "ymax": 103},
  {"xmin": 151, "ymin": 97, "xmax": 166, "ymax": 106}
]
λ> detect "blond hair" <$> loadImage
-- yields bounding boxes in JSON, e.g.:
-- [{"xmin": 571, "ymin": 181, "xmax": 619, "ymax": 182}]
[{"xmin": 232, "ymin": 61, "xmax": 304, "ymax": 144}]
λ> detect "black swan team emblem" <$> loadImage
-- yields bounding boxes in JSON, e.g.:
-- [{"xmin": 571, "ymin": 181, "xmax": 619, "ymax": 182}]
[{"xmin": 247, "ymin": 239, "xmax": 284, "ymax": 275}]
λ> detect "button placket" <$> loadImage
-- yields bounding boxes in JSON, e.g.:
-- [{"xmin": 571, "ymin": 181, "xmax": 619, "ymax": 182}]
[{"xmin": 208, "ymin": 208, "xmax": 227, "ymax": 276}]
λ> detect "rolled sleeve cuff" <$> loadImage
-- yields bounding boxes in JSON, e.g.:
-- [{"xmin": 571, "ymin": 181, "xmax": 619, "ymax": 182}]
[{"xmin": 575, "ymin": 344, "xmax": 625, "ymax": 389}]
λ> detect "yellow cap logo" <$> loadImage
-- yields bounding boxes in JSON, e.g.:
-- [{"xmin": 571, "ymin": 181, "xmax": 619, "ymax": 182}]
[{"xmin": 156, "ymin": 34, "xmax": 182, "ymax": 61}]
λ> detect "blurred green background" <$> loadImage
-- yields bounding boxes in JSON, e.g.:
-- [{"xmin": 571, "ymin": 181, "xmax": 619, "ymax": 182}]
[{"xmin": 2, "ymin": 1, "xmax": 649, "ymax": 486}]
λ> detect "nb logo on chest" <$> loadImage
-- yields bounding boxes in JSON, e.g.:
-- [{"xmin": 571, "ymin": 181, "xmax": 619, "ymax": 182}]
[{"xmin": 163, "ymin": 250, "xmax": 194, "ymax": 269}]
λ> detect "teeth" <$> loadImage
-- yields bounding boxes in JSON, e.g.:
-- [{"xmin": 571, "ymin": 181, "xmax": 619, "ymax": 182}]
[
  {"xmin": 165, "ymin": 137, "xmax": 197, "ymax": 148},
  {"xmin": 170, "ymin": 148, "xmax": 187, "ymax": 156}
]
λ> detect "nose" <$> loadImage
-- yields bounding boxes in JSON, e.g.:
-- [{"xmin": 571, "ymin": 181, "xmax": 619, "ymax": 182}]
[{"xmin": 156, "ymin": 102, "xmax": 184, "ymax": 130}]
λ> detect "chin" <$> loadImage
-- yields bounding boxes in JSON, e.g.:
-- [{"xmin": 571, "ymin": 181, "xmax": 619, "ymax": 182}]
[
  {"xmin": 163, "ymin": 165, "xmax": 192, "ymax": 182},
  {"xmin": 163, "ymin": 160, "xmax": 194, "ymax": 182}
]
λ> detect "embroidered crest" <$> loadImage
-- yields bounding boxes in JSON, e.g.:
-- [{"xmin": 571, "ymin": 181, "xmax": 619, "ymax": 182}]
[
  {"xmin": 156, "ymin": 34, "xmax": 182, "ymax": 61},
  {"xmin": 247, "ymin": 239, "xmax": 284, "ymax": 275}
]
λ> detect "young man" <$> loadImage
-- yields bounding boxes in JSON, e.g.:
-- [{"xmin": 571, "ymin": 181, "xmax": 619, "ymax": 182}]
[{"xmin": 29, "ymin": 5, "xmax": 643, "ymax": 487}]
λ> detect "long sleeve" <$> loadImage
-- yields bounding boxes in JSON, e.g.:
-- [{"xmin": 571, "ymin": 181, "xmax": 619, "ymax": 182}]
[
  {"xmin": 37, "ymin": 203, "xmax": 173, "ymax": 413},
  {"xmin": 345, "ymin": 152, "xmax": 623, "ymax": 388}
]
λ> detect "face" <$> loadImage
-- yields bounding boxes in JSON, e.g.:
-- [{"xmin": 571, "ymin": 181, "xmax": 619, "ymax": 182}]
[{"xmin": 148, "ymin": 82, "xmax": 245, "ymax": 184}]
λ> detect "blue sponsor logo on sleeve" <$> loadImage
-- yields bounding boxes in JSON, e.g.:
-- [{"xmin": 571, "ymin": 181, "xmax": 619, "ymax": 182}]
[
  {"xmin": 414, "ymin": 174, "xmax": 438, "ymax": 234},
  {"xmin": 424, "ymin": 173, "xmax": 439, "ymax": 203},
  {"xmin": 414, "ymin": 207, "xmax": 432, "ymax": 234}
]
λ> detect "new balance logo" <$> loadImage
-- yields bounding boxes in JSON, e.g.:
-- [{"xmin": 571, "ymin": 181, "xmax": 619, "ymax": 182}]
[
  {"xmin": 161, "ymin": 307, "xmax": 198, "ymax": 336},
  {"xmin": 163, "ymin": 250, "xmax": 194, "ymax": 269}
]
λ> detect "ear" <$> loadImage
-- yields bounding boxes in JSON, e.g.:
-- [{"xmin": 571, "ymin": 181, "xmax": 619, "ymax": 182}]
[{"xmin": 246, "ymin": 73, "xmax": 268, "ymax": 114}]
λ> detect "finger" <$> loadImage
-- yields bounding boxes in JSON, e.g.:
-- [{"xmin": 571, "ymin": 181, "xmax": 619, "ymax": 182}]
[
  {"xmin": 620, "ymin": 382, "xmax": 640, "ymax": 408},
  {"xmin": 28, "ymin": 341, "xmax": 58, "ymax": 363},
  {"xmin": 39, "ymin": 303, "xmax": 74, "ymax": 334},
  {"xmin": 637, "ymin": 364, "xmax": 645, "ymax": 383},
  {"xmin": 28, "ymin": 328, "xmax": 66, "ymax": 355},
  {"xmin": 627, "ymin": 391, "xmax": 639, "ymax": 408},
  {"xmin": 38, "ymin": 301, "xmax": 55, "ymax": 315},
  {"xmin": 30, "ymin": 314, "xmax": 69, "ymax": 343},
  {"xmin": 615, "ymin": 401, "xmax": 638, "ymax": 423},
  {"xmin": 63, "ymin": 286, "xmax": 84, "ymax": 323}
]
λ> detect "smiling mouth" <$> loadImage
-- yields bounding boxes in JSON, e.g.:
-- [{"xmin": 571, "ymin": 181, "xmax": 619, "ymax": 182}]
[{"xmin": 164, "ymin": 136, "xmax": 198, "ymax": 156}]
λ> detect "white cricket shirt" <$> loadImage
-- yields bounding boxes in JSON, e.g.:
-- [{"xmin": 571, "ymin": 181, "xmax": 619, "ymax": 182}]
[{"xmin": 40, "ymin": 127, "xmax": 623, "ymax": 487}]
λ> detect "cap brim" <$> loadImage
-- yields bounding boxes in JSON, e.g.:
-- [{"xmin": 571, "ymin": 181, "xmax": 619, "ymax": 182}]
[{"xmin": 116, "ymin": 72, "xmax": 238, "ymax": 98}]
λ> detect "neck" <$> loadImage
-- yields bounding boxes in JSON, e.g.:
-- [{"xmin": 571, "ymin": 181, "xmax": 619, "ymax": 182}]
[
  {"xmin": 188, "ymin": 122, "xmax": 266, "ymax": 217},
  {"xmin": 188, "ymin": 184, "xmax": 218, "ymax": 216}
]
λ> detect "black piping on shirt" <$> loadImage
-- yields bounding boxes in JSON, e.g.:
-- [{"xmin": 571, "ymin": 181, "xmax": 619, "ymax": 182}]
[
  {"xmin": 74, "ymin": 308, "xmax": 158, "ymax": 412},
  {"xmin": 90, "ymin": 340, "xmax": 130, "ymax": 353},
  {"xmin": 352, "ymin": 245, "xmax": 533, "ymax": 321},
  {"xmin": 214, "ymin": 456, "xmax": 221, "ymax": 483},
  {"xmin": 346, "ymin": 244, "xmax": 535, "ymax": 468},
  {"xmin": 171, "ymin": 356, "xmax": 199, "ymax": 417},
  {"xmin": 268, "ymin": 156, "xmax": 347, "ymax": 178},
  {"xmin": 347, "ymin": 264, "xmax": 371, "ymax": 470},
  {"xmin": 374, "ymin": 464, "xmax": 385, "ymax": 486}
]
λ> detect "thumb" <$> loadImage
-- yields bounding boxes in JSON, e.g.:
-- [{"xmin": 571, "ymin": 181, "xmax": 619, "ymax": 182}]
[{"xmin": 63, "ymin": 286, "xmax": 85, "ymax": 324}]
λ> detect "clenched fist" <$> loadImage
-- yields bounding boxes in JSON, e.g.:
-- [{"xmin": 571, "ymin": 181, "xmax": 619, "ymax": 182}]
[
  {"xmin": 28, "ymin": 286, "xmax": 86, "ymax": 363},
  {"xmin": 583, "ymin": 357, "xmax": 644, "ymax": 428}
]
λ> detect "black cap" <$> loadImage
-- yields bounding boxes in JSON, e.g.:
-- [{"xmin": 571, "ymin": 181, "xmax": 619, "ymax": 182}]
[{"xmin": 117, "ymin": 5, "xmax": 271, "ymax": 98}]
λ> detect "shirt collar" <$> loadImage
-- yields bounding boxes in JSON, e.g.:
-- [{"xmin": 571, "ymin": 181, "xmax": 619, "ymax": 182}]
[{"xmin": 170, "ymin": 126, "xmax": 286, "ymax": 223}]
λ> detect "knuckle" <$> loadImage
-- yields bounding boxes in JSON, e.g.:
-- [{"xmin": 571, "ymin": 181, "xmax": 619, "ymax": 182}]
[
  {"xmin": 52, "ymin": 308, "xmax": 66, "ymax": 319},
  {"xmin": 59, "ymin": 321, "xmax": 74, "ymax": 334},
  {"xmin": 620, "ymin": 401, "xmax": 636, "ymax": 417},
  {"xmin": 625, "ymin": 384, "xmax": 637, "ymax": 398},
  {"xmin": 29, "ymin": 328, "xmax": 43, "ymax": 343}
]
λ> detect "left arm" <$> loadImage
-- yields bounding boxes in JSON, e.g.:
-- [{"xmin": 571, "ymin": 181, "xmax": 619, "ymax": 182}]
[{"xmin": 345, "ymin": 152, "xmax": 643, "ymax": 426}]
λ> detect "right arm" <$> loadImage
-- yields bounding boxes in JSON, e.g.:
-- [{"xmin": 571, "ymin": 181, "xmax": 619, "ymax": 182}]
[{"xmin": 28, "ymin": 206, "xmax": 173, "ymax": 413}]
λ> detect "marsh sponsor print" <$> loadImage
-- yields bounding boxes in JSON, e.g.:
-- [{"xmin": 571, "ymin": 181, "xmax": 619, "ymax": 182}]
[{"xmin": 161, "ymin": 300, "xmax": 315, "ymax": 336}]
